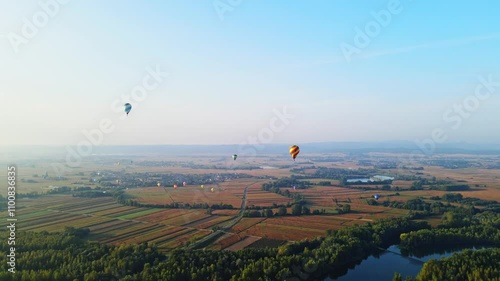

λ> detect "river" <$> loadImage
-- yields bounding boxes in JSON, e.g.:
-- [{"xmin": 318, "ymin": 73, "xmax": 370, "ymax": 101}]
[{"xmin": 325, "ymin": 245, "xmax": 487, "ymax": 281}]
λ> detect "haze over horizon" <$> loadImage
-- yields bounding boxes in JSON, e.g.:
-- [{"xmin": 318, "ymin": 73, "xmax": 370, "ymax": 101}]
[{"xmin": 1, "ymin": 1, "xmax": 499, "ymax": 146}]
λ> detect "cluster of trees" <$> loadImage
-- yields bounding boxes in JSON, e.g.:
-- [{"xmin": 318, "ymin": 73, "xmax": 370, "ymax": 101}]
[
  {"xmin": 441, "ymin": 193, "xmax": 463, "ymax": 202},
  {"xmin": 373, "ymin": 161, "xmax": 398, "ymax": 169},
  {"xmin": 430, "ymin": 184, "xmax": 471, "ymax": 191},
  {"xmin": 394, "ymin": 212, "xmax": 500, "ymax": 281},
  {"xmin": 380, "ymin": 198, "xmax": 444, "ymax": 212},
  {"xmin": 0, "ymin": 231, "xmax": 164, "ymax": 281},
  {"xmin": 14, "ymin": 192, "xmax": 41, "ymax": 199},
  {"xmin": 261, "ymin": 176, "xmax": 312, "ymax": 190},
  {"xmin": 410, "ymin": 176, "xmax": 450, "ymax": 186},
  {"xmin": 430, "ymin": 194, "xmax": 500, "ymax": 213},
  {"xmin": 395, "ymin": 174, "xmax": 426, "ymax": 181},
  {"xmin": 412, "ymin": 248, "xmax": 500, "ymax": 281},
  {"xmin": 420, "ymin": 159, "xmax": 473, "ymax": 169},
  {"xmin": 243, "ymin": 204, "xmax": 327, "ymax": 218},
  {"xmin": 317, "ymin": 181, "xmax": 332, "ymax": 186},
  {"xmin": 63, "ymin": 226, "xmax": 91, "ymax": 238},
  {"xmin": 460, "ymin": 197, "xmax": 499, "ymax": 206},
  {"xmin": 372, "ymin": 194, "xmax": 497, "ymax": 217},
  {"xmin": 45, "ymin": 186, "xmax": 72, "ymax": 194},
  {"xmin": 368, "ymin": 197, "xmax": 478, "ymax": 220},
  {"xmin": 243, "ymin": 209, "xmax": 275, "ymax": 218},
  {"xmin": 400, "ymin": 166, "xmax": 424, "ymax": 170},
  {"xmin": 261, "ymin": 177, "xmax": 311, "ymax": 204},
  {"xmin": 400, "ymin": 211, "xmax": 500, "ymax": 253}
]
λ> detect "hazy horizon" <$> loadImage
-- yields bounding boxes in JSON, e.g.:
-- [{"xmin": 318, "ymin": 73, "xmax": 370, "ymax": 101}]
[{"xmin": 2, "ymin": 1, "xmax": 499, "ymax": 146}]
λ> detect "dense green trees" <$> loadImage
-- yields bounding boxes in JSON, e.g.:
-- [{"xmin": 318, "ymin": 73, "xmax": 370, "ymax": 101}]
[
  {"xmin": 261, "ymin": 176, "xmax": 312, "ymax": 190},
  {"xmin": 431, "ymin": 184, "xmax": 471, "ymax": 191},
  {"xmin": 0, "ymin": 231, "xmax": 164, "ymax": 281},
  {"xmin": 399, "ymin": 211, "xmax": 500, "ymax": 256},
  {"xmin": 393, "ymin": 212, "xmax": 500, "ymax": 280},
  {"xmin": 396, "ymin": 249, "xmax": 500, "ymax": 281},
  {"xmin": 415, "ymin": 248, "xmax": 500, "ymax": 281}
]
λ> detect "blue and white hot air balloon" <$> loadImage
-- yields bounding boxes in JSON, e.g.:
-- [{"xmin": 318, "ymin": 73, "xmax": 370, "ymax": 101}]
[{"xmin": 124, "ymin": 103, "xmax": 132, "ymax": 116}]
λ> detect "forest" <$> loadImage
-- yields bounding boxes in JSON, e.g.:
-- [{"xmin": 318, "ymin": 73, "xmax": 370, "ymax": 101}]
[{"xmin": 2, "ymin": 208, "xmax": 498, "ymax": 280}]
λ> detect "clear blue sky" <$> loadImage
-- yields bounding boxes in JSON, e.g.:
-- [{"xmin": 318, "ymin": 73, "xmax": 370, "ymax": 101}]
[{"xmin": 1, "ymin": 0, "xmax": 499, "ymax": 145}]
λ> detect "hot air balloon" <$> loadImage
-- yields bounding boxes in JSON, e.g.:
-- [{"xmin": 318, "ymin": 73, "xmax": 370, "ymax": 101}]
[
  {"xmin": 289, "ymin": 145, "xmax": 300, "ymax": 161},
  {"xmin": 174, "ymin": 184, "xmax": 177, "ymax": 189},
  {"xmin": 232, "ymin": 154, "xmax": 237, "ymax": 160},
  {"xmin": 157, "ymin": 182, "xmax": 161, "ymax": 187},
  {"xmin": 124, "ymin": 103, "xmax": 132, "ymax": 116},
  {"xmin": 183, "ymin": 181, "xmax": 187, "ymax": 187},
  {"xmin": 374, "ymin": 194, "xmax": 380, "ymax": 200},
  {"xmin": 210, "ymin": 187, "xmax": 215, "ymax": 193},
  {"xmin": 201, "ymin": 185, "xmax": 204, "ymax": 189}
]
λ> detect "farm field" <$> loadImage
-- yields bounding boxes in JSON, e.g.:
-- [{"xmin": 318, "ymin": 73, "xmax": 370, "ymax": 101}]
[
  {"xmin": 13, "ymin": 195, "xmax": 225, "ymax": 252},
  {"xmin": 208, "ymin": 233, "xmax": 242, "ymax": 250},
  {"xmin": 126, "ymin": 179, "xmax": 265, "ymax": 208},
  {"xmin": 245, "ymin": 190, "xmax": 292, "ymax": 207},
  {"xmin": 227, "ymin": 211, "xmax": 411, "ymax": 242},
  {"xmin": 224, "ymin": 236, "xmax": 261, "ymax": 251},
  {"xmin": 4, "ymin": 151, "xmax": 500, "ymax": 253}
]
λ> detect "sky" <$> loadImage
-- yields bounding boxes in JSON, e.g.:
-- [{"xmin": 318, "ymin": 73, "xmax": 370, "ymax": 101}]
[{"xmin": 1, "ymin": 0, "xmax": 499, "ymax": 146}]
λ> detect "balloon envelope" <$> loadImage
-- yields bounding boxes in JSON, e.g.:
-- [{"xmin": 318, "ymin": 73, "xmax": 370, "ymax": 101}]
[
  {"xmin": 289, "ymin": 145, "xmax": 300, "ymax": 160},
  {"xmin": 232, "ymin": 154, "xmax": 237, "ymax": 160},
  {"xmin": 124, "ymin": 103, "xmax": 132, "ymax": 115}
]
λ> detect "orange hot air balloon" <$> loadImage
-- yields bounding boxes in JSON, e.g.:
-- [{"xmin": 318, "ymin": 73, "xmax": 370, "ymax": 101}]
[
  {"xmin": 174, "ymin": 184, "xmax": 177, "ymax": 189},
  {"xmin": 289, "ymin": 145, "xmax": 300, "ymax": 161}
]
